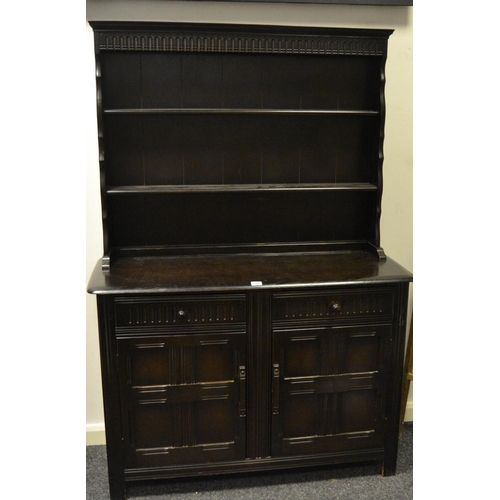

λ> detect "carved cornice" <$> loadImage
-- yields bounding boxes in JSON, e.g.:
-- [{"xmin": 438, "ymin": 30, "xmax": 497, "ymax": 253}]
[{"xmin": 97, "ymin": 32, "xmax": 385, "ymax": 56}]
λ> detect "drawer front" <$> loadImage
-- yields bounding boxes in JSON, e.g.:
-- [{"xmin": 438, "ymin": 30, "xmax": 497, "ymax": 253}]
[
  {"xmin": 114, "ymin": 294, "xmax": 246, "ymax": 330},
  {"xmin": 273, "ymin": 288, "xmax": 394, "ymax": 324}
]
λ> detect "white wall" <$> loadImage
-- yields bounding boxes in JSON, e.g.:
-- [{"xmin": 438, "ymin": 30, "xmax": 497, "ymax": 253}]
[{"xmin": 86, "ymin": 1, "xmax": 413, "ymax": 444}]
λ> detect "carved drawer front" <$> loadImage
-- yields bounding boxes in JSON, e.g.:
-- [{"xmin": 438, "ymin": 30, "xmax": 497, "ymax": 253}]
[
  {"xmin": 114, "ymin": 294, "xmax": 246, "ymax": 331},
  {"xmin": 273, "ymin": 288, "xmax": 394, "ymax": 324}
]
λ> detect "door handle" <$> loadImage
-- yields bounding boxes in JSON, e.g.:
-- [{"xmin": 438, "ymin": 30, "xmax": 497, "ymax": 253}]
[
  {"xmin": 272, "ymin": 363, "xmax": 280, "ymax": 415},
  {"xmin": 238, "ymin": 365, "xmax": 246, "ymax": 417}
]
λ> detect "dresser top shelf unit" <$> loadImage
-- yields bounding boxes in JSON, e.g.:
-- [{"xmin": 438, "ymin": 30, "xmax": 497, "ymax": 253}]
[{"xmin": 91, "ymin": 22, "xmax": 394, "ymax": 269}]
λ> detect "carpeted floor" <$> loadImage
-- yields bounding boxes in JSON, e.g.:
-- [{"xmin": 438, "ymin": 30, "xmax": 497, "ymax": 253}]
[{"xmin": 87, "ymin": 422, "xmax": 412, "ymax": 500}]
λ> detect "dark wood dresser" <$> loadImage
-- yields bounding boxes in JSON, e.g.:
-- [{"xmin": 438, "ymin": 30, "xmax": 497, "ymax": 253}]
[{"xmin": 87, "ymin": 22, "xmax": 412, "ymax": 500}]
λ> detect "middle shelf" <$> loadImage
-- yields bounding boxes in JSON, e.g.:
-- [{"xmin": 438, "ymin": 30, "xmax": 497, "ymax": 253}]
[
  {"xmin": 107, "ymin": 183, "xmax": 378, "ymax": 194},
  {"xmin": 102, "ymin": 112, "xmax": 381, "ymax": 186}
]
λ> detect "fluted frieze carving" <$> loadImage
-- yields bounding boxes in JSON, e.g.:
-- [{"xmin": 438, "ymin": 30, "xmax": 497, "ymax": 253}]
[{"xmin": 98, "ymin": 32, "xmax": 384, "ymax": 56}]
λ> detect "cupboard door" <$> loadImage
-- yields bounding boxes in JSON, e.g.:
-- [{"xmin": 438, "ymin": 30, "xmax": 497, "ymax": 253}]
[
  {"xmin": 271, "ymin": 324, "xmax": 391, "ymax": 457},
  {"xmin": 117, "ymin": 332, "xmax": 246, "ymax": 468}
]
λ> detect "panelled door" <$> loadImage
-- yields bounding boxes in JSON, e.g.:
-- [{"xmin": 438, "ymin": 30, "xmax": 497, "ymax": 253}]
[
  {"xmin": 117, "ymin": 331, "xmax": 247, "ymax": 468},
  {"xmin": 271, "ymin": 323, "xmax": 391, "ymax": 457}
]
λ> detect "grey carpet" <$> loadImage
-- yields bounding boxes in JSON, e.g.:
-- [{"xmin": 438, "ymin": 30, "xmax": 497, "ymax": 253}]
[{"xmin": 87, "ymin": 422, "xmax": 412, "ymax": 499}]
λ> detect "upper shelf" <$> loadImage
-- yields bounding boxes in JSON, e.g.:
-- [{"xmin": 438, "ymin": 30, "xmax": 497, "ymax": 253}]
[{"xmin": 103, "ymin": 108, "xmax": 381, "ymax": 116}]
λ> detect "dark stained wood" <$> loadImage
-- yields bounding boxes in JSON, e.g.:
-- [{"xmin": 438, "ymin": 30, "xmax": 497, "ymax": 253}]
[
  {"xmin": 117, "ymin": 331, "xmax": 247, "ymax": 468},
  {"xmin": 382, "ymin": 282, "xmax": 410, "ymax": 476},
  {"xmin": 271, "ymin": 323, "xmax": 391, "ymax": 457},
  {"xmin": 88, "ymin": 253, "xmax": 411, "ymax": 295},
  {"xmin": 92, "ymin": 23, "xmax": 393, "ymax": 262},
  {"xmin": 247, "ymin": 291, "xmax": 272, "ymax": 459},
  {"xmin": 88, "ymin": 21, "xmax": 412, "ymax": 500},
  {"xmin": 96, "ymin": 296, "xmax": 127, "ymax": 500},
  {"xmin": 400, "ymin": 314, "xmax": 413, "ymax": 436}
]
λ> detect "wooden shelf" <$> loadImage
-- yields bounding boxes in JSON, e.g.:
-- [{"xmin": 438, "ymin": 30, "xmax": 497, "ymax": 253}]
[
  {"xmin": 107, "ymin": 183, "xmax": 379, "ymax": 194},
  {"xmin": 103, "ymin": 108, "xmax": 380, "ymax": 116},
  {"xmin": 88, "ymin": 252, "xmax": 412, "ymax": 295}
]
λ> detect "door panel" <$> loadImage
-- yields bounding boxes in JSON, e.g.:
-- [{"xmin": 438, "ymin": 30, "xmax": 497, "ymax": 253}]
[
  {"xmin": 272, "ymin": 324, "xmax": 391, "ymax": 457},
  {"xmin": 118, "ymin": 332, "xmax": 246, "ymax": 468}
]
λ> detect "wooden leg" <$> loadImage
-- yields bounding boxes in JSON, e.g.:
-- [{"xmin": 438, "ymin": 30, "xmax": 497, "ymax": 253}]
[
  {"xmin": 382, "ymin": 460, "xmax": 396, "ymax": 477},
  {"xmin": 399, "ymin": 314, "xmax": 413, "ymax": 437},
  {"xmin": 108, "ymin": 470, "xmax": 127, "ymax": 500},
  {"xmin": 382, "ymin": 423, "xmax": 399, "ymax": 477},
  {"xmin": 96, "ymin": 297, "xmax": 128, "ymax": 500}
]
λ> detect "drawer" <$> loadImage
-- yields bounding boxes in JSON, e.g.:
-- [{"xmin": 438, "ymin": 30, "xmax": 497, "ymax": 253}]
[
  {"xmin": 272, "ymin": 288, "xmax": 394, "ymax": 323},
  {"xmin": 114, "ymin": 294, "xmax": 246, "ymax": 330}
]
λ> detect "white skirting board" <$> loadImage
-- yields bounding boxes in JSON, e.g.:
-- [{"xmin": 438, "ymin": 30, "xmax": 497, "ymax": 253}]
[
  {"xmin": 404, "ymin": 401, "xmax": 413, "ymax": 423},
  {"xmin": 86, "ymin": 403, "xmax": 414, "ymax": 446},
  {"xmin": 86, "ymin": 423, "xmax": 106, "ymax": 446}
]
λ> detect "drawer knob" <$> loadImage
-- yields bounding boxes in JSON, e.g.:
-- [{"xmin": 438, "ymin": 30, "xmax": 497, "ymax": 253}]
[
  {"xmin": 177, "ymin": 308, "xmax": 187, "ymax": 317},
  {"xmin": 329, "ymin": 301, "xmax": 341, "ymax": 313}
]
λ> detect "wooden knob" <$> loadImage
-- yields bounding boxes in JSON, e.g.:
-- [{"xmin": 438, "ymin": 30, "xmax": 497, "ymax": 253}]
[{"xmin": 329, "ymin": 301, "xmax": 341, "ymax": 313}]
